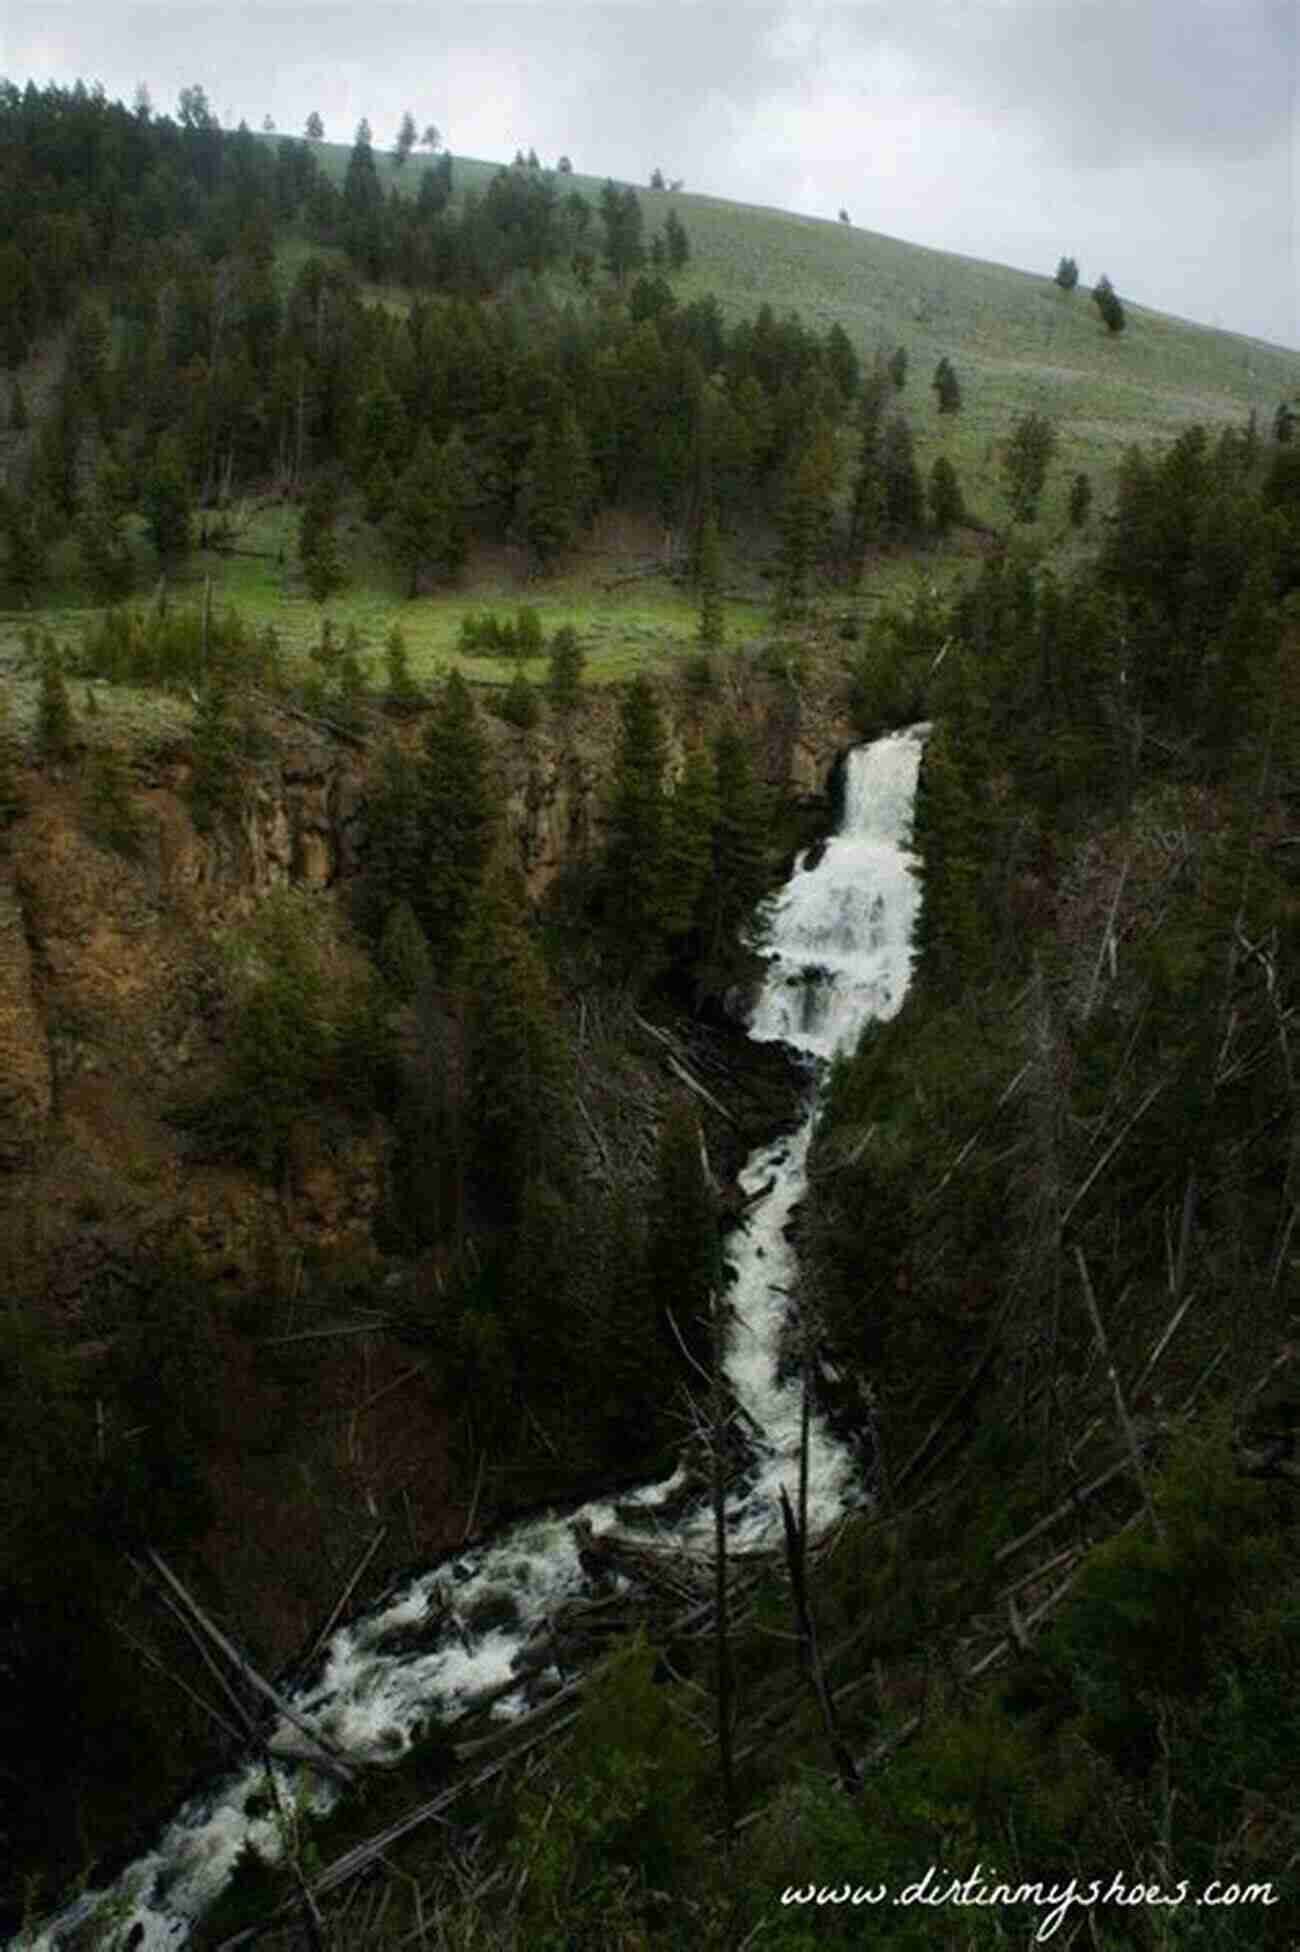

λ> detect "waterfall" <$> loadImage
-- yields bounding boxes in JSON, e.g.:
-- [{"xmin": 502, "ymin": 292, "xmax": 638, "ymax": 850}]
[{"xmin": 16, "ymin": 724, "xmax": 927, "ymax": 1951}]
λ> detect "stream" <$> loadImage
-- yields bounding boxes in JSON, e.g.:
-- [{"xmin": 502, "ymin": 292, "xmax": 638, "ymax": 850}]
[{"xmin": 20, "ymin": 722, "xmax": 927, "ymax": 1951}]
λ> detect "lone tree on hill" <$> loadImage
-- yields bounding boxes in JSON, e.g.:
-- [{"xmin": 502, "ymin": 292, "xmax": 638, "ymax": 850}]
[
  {"xmin": 305, "ymin": 111, "xmax": 324, "ymax": 141},
  {"xmin": 1093, "ymin": 274, "xmax": 1126, "ymax": 334},
  {"xmin": 1054, "ymin": 255, "xmax": 1079, "ymax": 290},
  {"xmin": 1002, "ymin": 410, "xmax": 1058, "ymax": 522},
  {"xmin": 650, "ymin": 167, "xmax": 666, "ymax": 190},
  {"xmin": 839, "ymin": 208, "xmax": 851, "ymax": 224},
  {"xmin": 421, "ymin": 122, "xmax": 441, "ymax": 152}
]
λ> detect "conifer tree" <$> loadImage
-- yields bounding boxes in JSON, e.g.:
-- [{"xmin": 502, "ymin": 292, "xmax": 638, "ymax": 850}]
[
  {"xmin": 696, "ymin": 502, "xmax": 725, "ymax": 649},
  {"xmin": 1068, "ymin": 471, "xmax": 1093, "ymax": 528},
  {"xmin": 1092, "ymin": 274, "xmax": 1126, "ymax": 334},
  {"xmin": 299, "ymin": 471, "xmax": 344, "ymax": 601},
  {"xmin": 0, "ymin": 496, "xmax": 48, "ymax": 603},
  {"xmin": 1054, "ymin": 255, "xmax": 1079, "ymax": 291},
  {"xmin": 422, "ymin": 670, "xmax": 495, "ymax": 958},
  {"xmin": 604, "ymin": 676, "xmax": 668, "ymax": 978},
  {"xmin": 888, "ymin": 345, "xmax": 908, "ymax": 391},
  {"xmin": 8, "ymin": 380, "xmax": 27, "ymax": 432},
  {"xmin": 359, "ymin": 737, "xmax": 428, "ymax": 940},
  {"xmin": 515, "ymin": 410, "xmax": 595, "ymax": 570},
  {"xmin": 1003, "ymin": 411, "xmax": 1058, "ymax": 523},
  {"xmin": 931, "ymin": 356, "xmax": 962, "ymax": 414},
  {"xmin": 386, "ymin": 429, "xmax": 447, "ymax": 596},
  {"xmin": 776, "ymin": 426, "xmax": 836, "ymax": 614},
  {"xmin": 882, "ymin": 414, "xmax": 923, "ymax": 535},
  {"xmin": 383, "ymin": 622, "xmax": 419, "ymax": 706},
  {"xmin": 664, "ymin": 208, "xmax": 690, "ymax": 272},
  {"xmin": 77, "ymin": 479, "xmax": 134, "ymax": 601},
  {"xmin": 457, "ymin": 866, "xmax": 566, "ymax": 1219},
  {"xmin": 660, "ymin": 746, "xmax": 719, "ymax": 945},
  {"xmin": 143, "ymin": 432, "xmax": 193, "ymax": 562},
  {"xmin": 700, "ymin": 724, "xmax": 770, "ymax": 988},
  {"xmin": 928, "ymin": 454, "xmax": 965, "ymax": 536},
  {"xmin": 364, "ymin": 453, "xmax": 397, "ymax": 527},
  {"xmin": 848, "ymin": 366, "xmax": 890, "ymax": 562},
  {"xmin": 547, "ymin": 625, "xmax": 586, "ymax": 717}
]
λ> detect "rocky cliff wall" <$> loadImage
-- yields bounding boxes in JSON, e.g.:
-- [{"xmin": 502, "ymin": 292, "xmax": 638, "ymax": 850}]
[{"xmin": 0, "ymin": 663, "xmax": 858, "ymax": 1281}]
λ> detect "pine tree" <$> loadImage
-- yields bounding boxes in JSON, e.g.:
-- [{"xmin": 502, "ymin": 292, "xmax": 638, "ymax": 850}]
[
  {"xmin": 776, "ymin": 426, "xmax": 836, "ymax": 615},
  {"xmin": 1054, "ymin": 256, "xmax": 1079, "ymax": 291},
  {"xmin": 383, "ymin": 622, "xmax": 419, "ymax": 706},
  {"xmin": 547, "ymin": 625, "xmax": 586, "ymax": 717},
  {"xmin": 515, "ymin": 410, "xmax": 594, "ymax": 570},
  {"xmin": 882, "ymin": 414, "xmax": 923, "ymax": 535},
  {"xmin": 604, "ymin": 676, "xmax": 668, "ymax": 979},
  {"xmin": 825, "ymin": 323, "xmax": 860, "ymax": 403},
  {"xmin": 888, "ymin": 345, "xmax": 908, "ymax": 391},
  {"xmin": 77, "ymin": 482, "xmax": 134, "ymax": 601},
  {"xmin": 1003, "ymin": 411, "xmax": 1058, "ymax": 523},
  {"xmin": 422, "ymin": 670, "xmax": 495, "ymax": 958},
  {"xmin": 696, "ymin": 502, "xmax": 725, "ymax": 649},
  {"xmin": 457, "ymin": 866, "xmax": 566, "ymax": 1219},
  {"xmin": 928, "ymin": 454, "xmax": 965, "ymax": 536},
  {"xmin": 931, "ymin": 356, "xmax": 962, "ymax": 414},
  {"xmin": 848, "ymin": 366, "xmax": 890, "ymax": 562},
  {"xmin": 299, "ymin": 471, "xmax": 344, "ymax": 601},
  {"xmin": 664, "ymin": 208, "xmax": 690, "ymax": 272},
  {"xmin": 700, "ymin": 724, "xmax": 770, "ymax": 990},
  {"xmin": 359, "ymin": 738, "xmax": 428, "ymax": 940},
  {"xmin": 386, "ymin": 429, "xmax": 447, "ymax": 596},
  {"xmin": 363, "ymin": 453, "xmax": 397, "ymax": 526},
  {"xmin": 1068, "ymin": 471, "xmax": 1093, "ymax": 528},
  {"xmin": 660, "ymin": 745, "xmax": 719, "ymax": 944},
  {"xmin": 1092, "ymin": 275, "xmax": 1126, "ymax": 335},
  {"xmin": 393, "ymin": 111, "xmax": 417, "ymax": 169},
  {"xmin": 143, "ymin": 432, "xmax": 193, "ymax": 562},
  {"xmin": 189, "ymin": 679, "xmax": 239, "ymax": 829}
]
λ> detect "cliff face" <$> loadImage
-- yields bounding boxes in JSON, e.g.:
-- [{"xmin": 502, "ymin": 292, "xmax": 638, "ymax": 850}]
[{"xmin": 0, "ymin": 665, "xmax": 857, "ymax": 1287}]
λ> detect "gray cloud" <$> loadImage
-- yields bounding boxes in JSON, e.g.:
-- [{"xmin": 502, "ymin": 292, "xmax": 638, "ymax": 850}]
[{"xmin": 3, "ymin": 1, "xmax": 1296, "ymax": 346}]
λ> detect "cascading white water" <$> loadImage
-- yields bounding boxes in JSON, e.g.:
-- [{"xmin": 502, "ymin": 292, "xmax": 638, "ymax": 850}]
[{"xmin": 16, "ymin": 725, "xmax": 926, "ymax": 1952}]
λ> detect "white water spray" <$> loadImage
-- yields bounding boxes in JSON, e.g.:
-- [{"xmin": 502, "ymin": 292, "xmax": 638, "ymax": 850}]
[{"xmin": 16, "ymin": 725, "xmax": 927, "ymax": 1951}]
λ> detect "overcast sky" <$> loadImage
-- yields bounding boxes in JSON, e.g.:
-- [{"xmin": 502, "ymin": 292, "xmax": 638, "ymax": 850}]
[{"xmin": 3, "ymin": 1, "xmax": 1296, "ymax": 348}]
